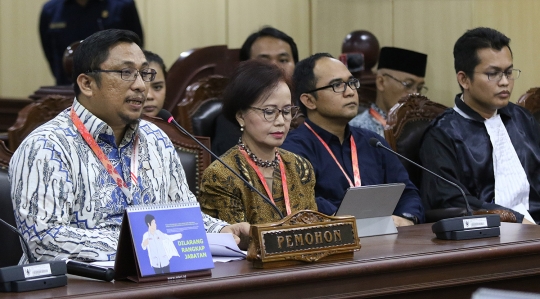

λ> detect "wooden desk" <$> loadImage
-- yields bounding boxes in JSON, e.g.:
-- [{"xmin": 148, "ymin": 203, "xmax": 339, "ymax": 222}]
[{"xmin": 2, "ymin": 223, "xmax": 540, "ymax": 299}]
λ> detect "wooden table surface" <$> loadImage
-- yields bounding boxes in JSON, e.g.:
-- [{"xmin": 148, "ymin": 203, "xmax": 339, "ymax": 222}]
[{"xmin": 2, "ymin": 222, "xmax": 540, "ymax": 299}]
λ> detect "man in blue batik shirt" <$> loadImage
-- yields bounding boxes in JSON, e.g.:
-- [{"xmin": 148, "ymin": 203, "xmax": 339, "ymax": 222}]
[
  {"xmin": 282, "ymin": 53, "xmax": 424, "ymax": 226},
  {"xmin": 9, "ymin": 29, "xmax": 248, "ymax": 262}
]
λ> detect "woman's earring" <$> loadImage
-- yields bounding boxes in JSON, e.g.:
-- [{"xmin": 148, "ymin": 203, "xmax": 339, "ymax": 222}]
[{"xmin": 240, "ymin": 125, "xmax": 244, "ymax": 132}]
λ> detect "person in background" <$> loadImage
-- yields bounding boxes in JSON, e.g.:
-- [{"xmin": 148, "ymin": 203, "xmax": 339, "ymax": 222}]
[
  {"xmin": 142, "ymin": 50, "xmax": 167, "ymax": 117},
  {"xmin": 239, "ymin": 26, "xmax": 298, "ymax": 79},
  {"xmin": 282, "ymin": 53, "xmax": 424, "ymax": 226},
  {"xmin": 212, "ymin": 26, "xmax": 299, "ymax": 157},
  {"xmin": 420, "ymin": 27, "xmax": 539, "ymax": 224},
  {"xmin": 40, "ymin": 0, "xmax": 144, "ymax": 85},
  {"xmin": 349, "ymin": 47, "xmax": 427, "ymax": 136},
  {"xmin": 10, "ymin": 29, "xmax": 248, "ymax": 262},
  {"xmin": 199, "ymin": 60, "xmax": 317, "ymax": 224}
]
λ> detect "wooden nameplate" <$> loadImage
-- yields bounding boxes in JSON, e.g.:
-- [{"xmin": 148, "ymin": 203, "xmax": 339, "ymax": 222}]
[{"xmin": 247, "ymin": 210, "xmax": 361, "ymax": 269}]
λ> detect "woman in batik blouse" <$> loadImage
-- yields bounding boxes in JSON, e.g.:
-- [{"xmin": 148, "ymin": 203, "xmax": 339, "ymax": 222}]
[{"xmin": 198, "ymin": 60, "xmax": 317, "ymax": 224}]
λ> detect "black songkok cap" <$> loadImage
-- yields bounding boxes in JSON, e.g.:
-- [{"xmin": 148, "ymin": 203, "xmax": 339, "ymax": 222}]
[{"xmin": 377, "ymin": 47, "xmax": 427, "ymax": 77}]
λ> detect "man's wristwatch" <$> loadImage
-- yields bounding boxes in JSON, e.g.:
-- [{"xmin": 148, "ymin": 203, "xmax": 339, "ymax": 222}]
[{"xmin": 400, "ymin": 213, "xmax": 419, "ymax": 224}]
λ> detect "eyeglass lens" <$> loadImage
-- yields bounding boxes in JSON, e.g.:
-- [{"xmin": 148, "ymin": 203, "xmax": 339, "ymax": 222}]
[
  {"xmin": 259, "ymin": 106, "xmax": 299, "ymax": 121},
  {"xmin": 488, "ymin": 69, "xmax": 521, "ymax": 81},
  {"xmin": 332, "ymin": 79, "xmax": 360, "ymax": 92},
  {"xmin": 121, "ymin": 68, "xmax": 156, "ymax": 82}
]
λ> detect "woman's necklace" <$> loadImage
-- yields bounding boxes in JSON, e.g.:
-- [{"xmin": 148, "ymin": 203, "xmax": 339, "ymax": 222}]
[{"xmin": 238, "ymin": 138, "xmax": 279, "ymax": 168}]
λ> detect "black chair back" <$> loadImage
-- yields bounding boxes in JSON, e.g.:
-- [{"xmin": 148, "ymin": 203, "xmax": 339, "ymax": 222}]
[
  {"xmin": 384, "ymin": 94, "xmax": 447, "ymax": 188},
  {"xmin": 176, "ymin": 148, "xmax": 201, "ymax": 196},
  {"xmin": 142, "ymin": 116, "xmax": 211, "ymax": 197},
  {"xmin": 191, "ymin": 98, "xmax": 223, "ymax": 138},
  {"xmin": 394, "ymin": 119, "xmax": 436, "ymax": 188},
  {"xmin": 0, "ymin": 141, "xmax": 23, "ymax": 267}
]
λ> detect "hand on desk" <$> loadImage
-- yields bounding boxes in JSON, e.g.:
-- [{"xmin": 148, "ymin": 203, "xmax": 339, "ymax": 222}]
[
  {"xmin": 392, "ymin": 215, "xmax": 414, "ymax": 227},
  {"xmin": 221, "ymin": 222, "xmax": 250, "ymax": 250}
]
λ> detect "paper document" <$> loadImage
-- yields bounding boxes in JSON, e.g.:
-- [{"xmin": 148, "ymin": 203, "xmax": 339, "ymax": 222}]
[
  {"xmin": 91, "ymin": 261, "xmax": 115, "ymax": 268},
  {"xmin": 206, "ymin": 233, "xmax": 246, "ymax": 262},
  {"xmin": 513, "ymin": 203, "xmax": 535, "ymax": 223},
  {"xmin": 91, "ymin": 233, "xmax": 247, "ymax": 267}
]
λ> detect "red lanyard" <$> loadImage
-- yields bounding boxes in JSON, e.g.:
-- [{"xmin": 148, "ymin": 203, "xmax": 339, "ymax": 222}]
[
  {"xmin": 239, "ymin": 148, "xmax": 291, "ymax": 216},
  {"xmin": 369, "ymin": 107, "xmax": 387, "ymax": 127},
  {"xmin": 304, "ymin": 122, "xmax": 361, "ymax": 187},
  {"xmin": 70, "ymin": 107, "xmax": 139, "ymax": 199}
]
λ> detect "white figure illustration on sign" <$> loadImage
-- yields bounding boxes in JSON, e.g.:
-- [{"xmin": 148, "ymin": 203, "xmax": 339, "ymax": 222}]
[{"xmin": 141, "ymin": 214, "xmax": 182, "ymax": 274}]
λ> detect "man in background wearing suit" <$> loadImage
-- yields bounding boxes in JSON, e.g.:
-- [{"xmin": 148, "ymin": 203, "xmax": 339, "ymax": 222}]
[{"xmin": 39, "ymin": 0, "xmax": 144, "ymax": 85}]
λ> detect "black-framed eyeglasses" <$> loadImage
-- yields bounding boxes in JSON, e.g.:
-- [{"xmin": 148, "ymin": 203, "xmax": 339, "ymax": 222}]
[
  {"xmin": 306, "ymin": 78, "xmax": 360, "ymax": 94},
  {"xmin": 250, "ymin": 106, "xmax": 300, "ymax": 122},
  {"xmin": 86, "ymin": 67, "xmax": 157, "ymax": 82},
  {"xmin": 383, "ymin": 73, "xmax": 428, "ymax": 95},
  {"xmin": 475, "ymin": 69, "xmax": 521, "ymax": 81}
]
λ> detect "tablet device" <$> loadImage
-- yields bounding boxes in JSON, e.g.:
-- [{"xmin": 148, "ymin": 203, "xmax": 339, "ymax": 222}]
[{"xmin": 335, "ymin": 183, "xmax": 405, "ymax": 237}]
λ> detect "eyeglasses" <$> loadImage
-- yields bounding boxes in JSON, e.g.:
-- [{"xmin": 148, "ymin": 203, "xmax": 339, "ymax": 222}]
[
  {"xmin": 476, "ymin": 69, "xmax": 521, "ymax": 81},
  {"xmin": 306, "ymin": 78, "xmax": 360, "ymax": 94},
  {"xmin": 250, "ymin": 106, "xmax": 300, "ymax": 122},
  {"xmin": 383, "ymin": 73, "xmax": 428, "ymax": 95},
  {"xmin": 86, "ymin": 67, "xmax": 157, "ymax": 82}
]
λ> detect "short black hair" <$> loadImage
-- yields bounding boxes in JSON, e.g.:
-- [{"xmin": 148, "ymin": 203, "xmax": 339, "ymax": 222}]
[
  {"xmin": 222, "ymin": 59, "xmax": 290, "ymax": 126},
  {"xmin": 454, "ymin": 27, "xmax": 512, "ymax": 89},
  {"xmin": 72, "ymin": 29, "xmax": 142, "ymax": 96},
  {"xmin": 143, "ymin": 50, "xmax": 167, "ymax": 80},
  {"xmin": 292, "ymin": 53, "xmax": 334, "ymax": 115},
  {"xmin": 239, "ymin": 26, "xmax": 299, "ymax": 63},
  {"xmin": 144, "ymin": 214, "xmax": 155, "ymax": 227}
]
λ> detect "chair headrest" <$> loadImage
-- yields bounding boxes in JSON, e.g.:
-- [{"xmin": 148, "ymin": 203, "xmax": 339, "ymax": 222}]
[{"xmin": 191, "ymin": 99, "xmax": 223, "ymax": 137}]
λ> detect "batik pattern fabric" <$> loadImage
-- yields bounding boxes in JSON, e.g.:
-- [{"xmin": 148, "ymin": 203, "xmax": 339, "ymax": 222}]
[
  {"xmin": 9, "ymin": 99, "xmax": 228, "ymax": 262},
  {"xmin": 349, "ymin": 103, "xmax": 386, "ymax": 136},
  {"xmin": 199, "ymin": 147, "xmax": 317, "ymax": 224}
]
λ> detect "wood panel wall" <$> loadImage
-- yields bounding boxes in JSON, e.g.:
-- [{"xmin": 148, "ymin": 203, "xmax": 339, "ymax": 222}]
[{"xmin": 1, "ymin": 0, "xmax": 539, "ymax": 108}]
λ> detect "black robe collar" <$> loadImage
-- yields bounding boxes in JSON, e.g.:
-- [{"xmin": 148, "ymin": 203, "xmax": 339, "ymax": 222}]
[{"xmin": 454, "ymin": 93, "xmax": 513, "ymax": 122}]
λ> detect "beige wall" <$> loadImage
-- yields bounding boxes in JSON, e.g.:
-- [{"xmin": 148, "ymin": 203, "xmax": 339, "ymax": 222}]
[
  {"xmin": 0, "ymin": 0, "xmax": 53, "ymax": 97},
  {"xmin": 1, "ymin": 0, "xmax": 539, "ymax": 108}
]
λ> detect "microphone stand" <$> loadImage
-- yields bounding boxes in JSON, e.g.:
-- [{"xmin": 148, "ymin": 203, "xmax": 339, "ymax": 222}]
[
  {"xmin": 369, "ymin": 138, "xmax": 473, "ymax": 215},
  {"xmin": 0, "ymin": 218, "xmax": 67, "ymax": 292},
  {"xmin": 0, "ymin": 218, "xmax": 35, "ymax": 263},
  {"xmin": 368, "ymin": 138, "xmax": 500, "ymax": 240}
]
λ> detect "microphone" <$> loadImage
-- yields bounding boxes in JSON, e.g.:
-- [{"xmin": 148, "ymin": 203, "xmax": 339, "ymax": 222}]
[
  {"xmin": 368, "ymin": 137, "xmax": 500, "ymax": 240},
  {"xmin": 0, "ymin": 217, "xmax": 114, "ymax": 290},
  {"xmin": 0, "ymin": 218, "xmax": 67, "ymax": 292},
  {"xmin": 66, "ymin": 260, "xmax": 114, "ymax": 282},
  {"xmin": 156, "ymin": 110, "xmax": 284, "ymax": 219}
]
